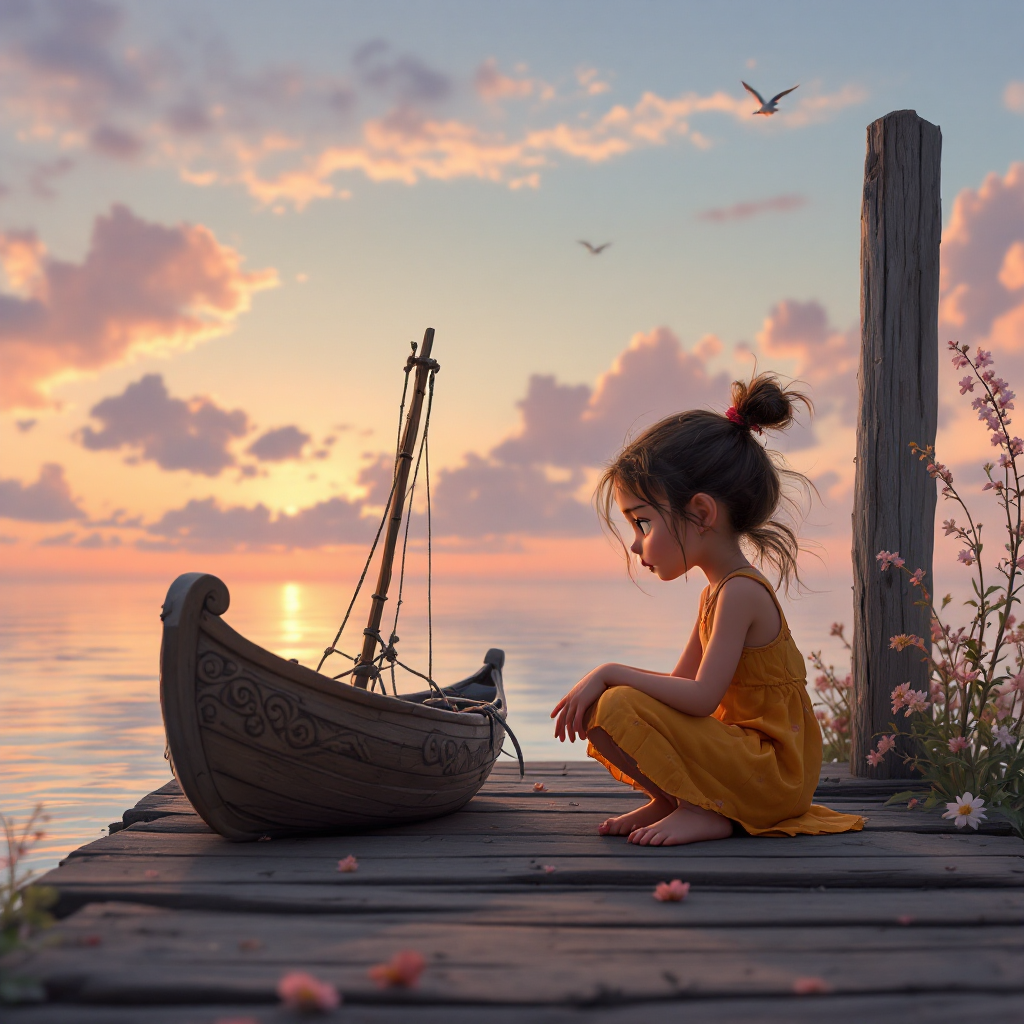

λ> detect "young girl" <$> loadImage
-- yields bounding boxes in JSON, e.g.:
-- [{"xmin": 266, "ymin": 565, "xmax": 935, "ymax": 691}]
[{"xmin": 551, "ymin": 373, "xmax": 863, "ymax": 846}]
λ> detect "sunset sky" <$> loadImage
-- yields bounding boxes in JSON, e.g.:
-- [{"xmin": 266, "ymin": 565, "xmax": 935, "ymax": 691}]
[{"xmin": 2, "ymin": 0, "xmax": 1024, "ymax": 590}]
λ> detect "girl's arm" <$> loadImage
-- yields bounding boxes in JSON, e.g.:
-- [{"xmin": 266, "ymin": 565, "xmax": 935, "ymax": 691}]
[
  {"xmin": 671, "ymin": 615, "xmax": 704, "ymax": 679},
  {"xmin": 552, "ymin": 580, "xmax": 763, "ymax": 742}
]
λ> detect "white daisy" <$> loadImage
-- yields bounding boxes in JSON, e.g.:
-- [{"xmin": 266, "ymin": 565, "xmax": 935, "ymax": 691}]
[{"xmin": 942, "ymin": 792, "xmax": 987, "ymax": 830}]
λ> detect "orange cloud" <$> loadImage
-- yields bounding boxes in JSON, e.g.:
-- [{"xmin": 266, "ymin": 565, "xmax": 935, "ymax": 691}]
[
  {"xmin": 0, "ymin": 205, "xmax": 278, "ymax": 409},
  {"xmin": 475, "ymin": 59, "xmax": 553, "ymax": 103}
]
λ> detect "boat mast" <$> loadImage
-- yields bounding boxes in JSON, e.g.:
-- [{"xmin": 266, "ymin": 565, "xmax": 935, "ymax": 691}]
[{"xmin": 351, "ymin": 327, "xmax": 436, "ymax": 689}]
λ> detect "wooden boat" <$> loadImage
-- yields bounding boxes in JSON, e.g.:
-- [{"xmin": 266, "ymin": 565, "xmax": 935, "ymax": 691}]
[{"xmin": 159, "ymin": 330, "xmax": 512, "ymax": 841}]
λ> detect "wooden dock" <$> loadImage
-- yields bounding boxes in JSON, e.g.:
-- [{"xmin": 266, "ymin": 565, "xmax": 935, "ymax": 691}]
[{"xmin": 5, "ymin": 761, "xmax": 1023, "ymax": 1023}]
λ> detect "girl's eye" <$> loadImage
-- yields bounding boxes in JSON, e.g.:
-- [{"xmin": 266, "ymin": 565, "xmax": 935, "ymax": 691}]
[{"xmin": 634, "ymin": 518, "xmax": 651, "ymax": 536}]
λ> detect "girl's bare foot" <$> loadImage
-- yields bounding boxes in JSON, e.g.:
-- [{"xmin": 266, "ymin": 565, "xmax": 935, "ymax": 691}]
[
  {"xmin": 597, "ymin": 797, "xmax": 675, "ymax": 836},
  {"xmin": 628, "ymin": 804, "xmax": 733, "ymax": 846}
]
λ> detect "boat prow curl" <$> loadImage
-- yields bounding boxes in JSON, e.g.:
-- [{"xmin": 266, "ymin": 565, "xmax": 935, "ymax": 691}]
[{"xmin": 160, "ymin": 572, "xmax": 508, "ymax": 841}]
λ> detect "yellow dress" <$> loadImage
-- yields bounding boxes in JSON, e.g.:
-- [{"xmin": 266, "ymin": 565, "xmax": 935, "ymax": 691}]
[{"xmin": 585, "ymin": 568, "xmax": 864, "ymax": 836}]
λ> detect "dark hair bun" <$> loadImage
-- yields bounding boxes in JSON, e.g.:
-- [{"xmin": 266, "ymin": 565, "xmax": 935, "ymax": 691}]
[{"xmin": 731, "ymin": 372, "xmax": 812, "ymax": 432}]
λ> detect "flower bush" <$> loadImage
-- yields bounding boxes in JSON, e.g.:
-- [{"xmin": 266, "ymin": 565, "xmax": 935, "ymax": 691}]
[
  {"xmin": 1, "ymin": 805, "xmax": 57, "ymax": 1004},
  {"xmin": 808, "ymin": 623, "xmax": 853, "ymax": 762},
  {"xmin": 861, "ymin": 342, "xmax": 1024, "ymax": 838}
]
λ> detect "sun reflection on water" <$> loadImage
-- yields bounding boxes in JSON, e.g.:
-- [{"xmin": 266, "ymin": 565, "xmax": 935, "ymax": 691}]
[{"xmin": 279, "ymin": 582, "xmax": 304, "ymax": 650}]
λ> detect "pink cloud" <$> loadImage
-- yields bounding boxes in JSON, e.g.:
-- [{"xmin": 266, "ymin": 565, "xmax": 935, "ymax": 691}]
[
  {"xmin": 697, "ymin": 194, "xmax": 807, "ymax": 223},
  {"xmin": 0, "ymin": 464, "xmax": 84, "ymax": 522},
  {"xmin": 940, "ymin": 162, "xmax": 1024, "ymax": 351},
  {"xmin": 248, "ymin": 425, "xmax": 312, "ymax": 462},
  {"xmin": 0, "ymin": 204, "xmax": 277, "ymax": 409},
  {"xmin": 78, "ymin": 374, "xmax": 250, "ymax": 476},
  {"xmin": 433, "ymin": 328, "xmax": 733, "ymax": 537},
  {"xmin": 145, "ymin": 495, "xmax": 375, "ymax": 551},
  {"xmin": 1004, "ymin": 82, "xmax": 1024, "ymax": 114},
  {"xmin": 756, "ymin": 299, "xmax": 859, "ymax": 430}
]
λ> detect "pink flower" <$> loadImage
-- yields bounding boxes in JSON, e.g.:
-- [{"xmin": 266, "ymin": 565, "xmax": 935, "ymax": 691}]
[
  {"xmin": 368, "ymin": 951, "xmax": 426, "ymax": 989},
  {"xmin": 903, "ymin": 690, "xmax": 930, "ymax": 715},
  {"xmin": 947, "ymin": 736, "xmax": 969, "ymax": 754},
  {"xmin": 876, "ymin": 734, "xmax": 897, "ymax": 755},
  {"xmin": 533, "ymin": 782, "xmax": 547, "ymax": 792},
  {"xmin": 976, "ymin": 348, "xmax": 993, "ymax": 367},
  {"xmin": 909, "ymin": 568, "xmax": 926, "ymax": 587},
  {"xmin": 876, "ymin": 550, "xmax": 905, "ymax": 571},
  {"xmin": 653, "ymin": 879, "xmax": 691, "ymax": 902},
  {"xmin": 1012, "ymin": 438, "xmax": 1024, "ymax": 456},
  {"xmin": 814, "ymin": 674, "xmax": 830, "ymax": 691},
  {"xmin": 277, "ymin": 971, "xmax": 340, "ymax": 1011},
  {"xmin": 866, "ymin": 750, "xmax": 884, "ymax": 766},
  {"xmin": 907, "ymin": 799, "xmax": 919, "ymax": 810},
  {"xmin": 958, "ymin": 376, "xmax": 975, "ymax": 394},
  {"xmin": 991, "ymin": 432, "xmax": 1004, "ymax": 447},
  {"xmin": 891, "ymin": 682, "xmax": 911, "ymax": 713},
  {"xmin": 958, "ymin": 550, "xmax": 976, "ymax": 566},
  {"xmin": 792, "ymin": 976, "xmax": 833, "ymax": 994},
  {"xmin": 942, "ymin": 518, "xmax": 957, "ymax": 536},
  {"xmin": 337, "ymin": 855, "xmax": 358, "ymax": 873},
  {"xmin": 951, "ymin": 353, "xmax": 970, "ymax": 369},
  {"xmin": 1007, "ymin": 672, "xmax": 1024, "ymax": 693},
  {"xmin": 889, "ymin": 634, "xmax": 923, "ymax": 652},
  {"xmin": 833, "ymin": 716, "xmax": 849, "ymax": 734},
  {"xmin": 829, "ymin": 622, "xmax": 844, "ymax": 637}
]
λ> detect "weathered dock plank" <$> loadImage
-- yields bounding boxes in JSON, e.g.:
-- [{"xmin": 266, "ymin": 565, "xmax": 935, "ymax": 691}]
[{"xmin": 5, "ymin": 761, "xmax": 1022, "ymax": 1022}]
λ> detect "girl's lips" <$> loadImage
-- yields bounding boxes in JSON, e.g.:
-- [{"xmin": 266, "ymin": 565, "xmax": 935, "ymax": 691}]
[{"xmin": 641, "ymin": 559, "xmax": 655, "ymax": 572}]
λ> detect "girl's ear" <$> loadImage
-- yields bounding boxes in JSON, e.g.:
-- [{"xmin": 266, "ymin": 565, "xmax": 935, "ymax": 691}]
[{"xmin": 688, "ymin": 493, "xmax": 718, "ymax": 531}]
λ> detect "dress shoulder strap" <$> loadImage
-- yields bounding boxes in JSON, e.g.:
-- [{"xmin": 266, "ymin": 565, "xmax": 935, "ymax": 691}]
[{"xmin": 703, "ymin": 568, "xmax": 786, "ymax": 626}]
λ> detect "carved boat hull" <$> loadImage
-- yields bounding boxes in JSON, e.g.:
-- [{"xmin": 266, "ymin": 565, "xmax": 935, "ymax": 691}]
[{"xmin": 159, "ymin": 573, "xmax": 508, "ymax": 841}]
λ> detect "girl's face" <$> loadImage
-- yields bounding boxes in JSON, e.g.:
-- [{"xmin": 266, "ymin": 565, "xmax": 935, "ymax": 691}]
[{"xmin": 615, "ymin": 484, "xmax": 692, "ymax": 581}]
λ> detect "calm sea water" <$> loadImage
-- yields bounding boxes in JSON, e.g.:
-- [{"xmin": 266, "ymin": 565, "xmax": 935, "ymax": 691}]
[{"xmin": 0, "ymin": 572, "xmax": 852, "ymax": 875}]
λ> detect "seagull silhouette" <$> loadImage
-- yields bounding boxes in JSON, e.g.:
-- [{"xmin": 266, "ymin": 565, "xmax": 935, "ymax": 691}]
[
  {"xmin": 742, "ymin": 81, "xmax": 799, "ymax": 116},
  {"xmin": 578, "ymin": 240, "xmax": 612, "ymax": 255}
]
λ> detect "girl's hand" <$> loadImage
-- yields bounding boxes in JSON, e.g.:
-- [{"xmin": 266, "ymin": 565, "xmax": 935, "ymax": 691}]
[{"xmin": 551, "ymin": 666, "xmax": 609, "ymax": 743}]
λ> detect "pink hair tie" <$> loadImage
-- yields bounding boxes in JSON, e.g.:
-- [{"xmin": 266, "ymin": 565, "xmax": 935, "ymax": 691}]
[{"xmin": 725, "ymin": 406, "xmax": 762, "ymax": 434}]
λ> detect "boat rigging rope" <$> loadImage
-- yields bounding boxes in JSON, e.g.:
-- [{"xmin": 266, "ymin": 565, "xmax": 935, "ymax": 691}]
[
  {"xmin": 315, "ymin": 343, "xmax": 521, "ymax": 775},
  {"xmin": 318, "ymin": 348, "xmax": 450, "ymax": 707},
  {"xmin": 315, "ymin": 351, "xmax": 414, "ymax": 673}
]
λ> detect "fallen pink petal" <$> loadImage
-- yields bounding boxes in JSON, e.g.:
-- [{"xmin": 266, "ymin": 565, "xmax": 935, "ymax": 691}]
[
  {"xmin": 368, "ymin": 950, "xmax": 427, "ymax": 989},
  {"xmin": 653, "ymin": 879, "xmax": 691, "ymax": 902},
  {"xmin": 533, "ymin": 782, "xmax": 547, "ymax": 791},
  {"xmin": 337, "ymin": 855, "xmax": 359, "ymax": 873},
  {"xmin": 542, "ymin": 864, "xmax": 557, "ymax": 874},
  {"xmin": 792, "ymin": 976, "xmax": 833, "ymax": 995},
  {"xmin": 144, "ymin": 869, "xmax": 160, "ymax": 879},
  {"xmin": 277, "ymin": 971, "xmax": 340, "ymax": 1011}
]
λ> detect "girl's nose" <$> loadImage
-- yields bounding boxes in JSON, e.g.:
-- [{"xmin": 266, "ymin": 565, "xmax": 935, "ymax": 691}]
[{"xmin": 630, "ymin": 538, "xmax": 643, "ymax": 555}]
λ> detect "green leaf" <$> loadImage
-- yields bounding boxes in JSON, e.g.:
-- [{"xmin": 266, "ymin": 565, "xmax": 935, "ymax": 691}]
[{"xmin": 883, "ymin": 790, "xmax": 920, "ymax": 806}]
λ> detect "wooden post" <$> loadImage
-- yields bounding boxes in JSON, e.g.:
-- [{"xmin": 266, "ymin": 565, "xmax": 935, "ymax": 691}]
[
  {"xmin": 851, "ymin": 110, "xmax": 942, "ymax": 778},
  {"xmin": 352, "ymin": 328, "xmax": 436, "ymax": 689}
]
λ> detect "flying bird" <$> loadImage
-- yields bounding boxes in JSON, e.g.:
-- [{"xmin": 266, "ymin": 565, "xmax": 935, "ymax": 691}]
[
  {"xmin": 578, "ymin": 240, "xmax": 612, "ymax": 255},
  {"xmin": 742, "ymin": 81, "xmax": 799, "ymax": 116}
]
